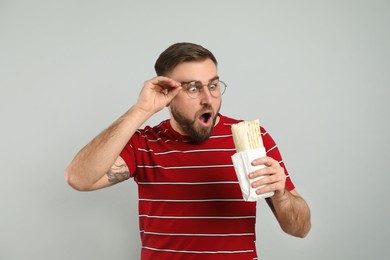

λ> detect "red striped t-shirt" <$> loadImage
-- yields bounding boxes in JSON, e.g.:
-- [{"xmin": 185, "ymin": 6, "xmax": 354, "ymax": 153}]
[{"xmin": 120, "ymin": 114, "xmax": 294, "ymax": 259}]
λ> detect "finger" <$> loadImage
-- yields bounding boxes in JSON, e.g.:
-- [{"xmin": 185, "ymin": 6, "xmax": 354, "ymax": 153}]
[
  {"xmin": 253, "ymin": 175, "xmax": 286, "ymax": 194},
  {"xmin": 255, "ymin": 183, "xmax": 278, "ymax": 195},
  {"xmin": 249, "ymin": 162, "xmax": 278, "ymax": 178},
  {"xmin": 258, "ymin": 179, "xmax": 286, "ymax": 194},
  {"xmin": 251, "ymin": 175, "xmax": 278, "ymax": 194},
  {"xmin": 249, "ymin": 164, "xmax": 285, "ymax": 182},
  {"xmin": 161, "ymin": 84, "xmax": 183, "ymax": 96},
  {"xmin": 152, "ymin": 76, "xmax": 182, "ymax": 90},
  {"xmin": 251, "ymin": 175, "xmax": 270, "ymax": 188},
  {"xmin": 249, "ymin": 167, "xmax": 269, "ymax": 179},
  {"xmin": 251, "ymin": 171, "xmax": 285, "ymax": 187},
  {"xmin": 251, "ymin": 156, "xmax": 275, "ymax": 167}
]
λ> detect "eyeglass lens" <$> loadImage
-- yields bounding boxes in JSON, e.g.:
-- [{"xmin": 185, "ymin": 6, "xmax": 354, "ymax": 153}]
[{"xmin": 184, "ymin": 80, "xmax": 227, "ymax": 98}]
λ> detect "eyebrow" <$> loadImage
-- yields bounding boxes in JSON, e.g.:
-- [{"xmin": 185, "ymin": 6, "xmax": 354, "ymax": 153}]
[{"xmin": 181, "ymin": 76, "xmax": 219, "ymax": 85}]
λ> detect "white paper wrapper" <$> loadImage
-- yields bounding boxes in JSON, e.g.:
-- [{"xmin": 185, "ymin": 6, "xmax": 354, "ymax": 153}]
[{"xmin": 231, "ymin": 148, "xmax": 275, "ymax": 201}]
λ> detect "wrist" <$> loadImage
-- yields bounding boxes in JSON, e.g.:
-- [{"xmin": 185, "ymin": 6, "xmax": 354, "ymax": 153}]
[
  {"xmin": 272, "ymin": 188, "xmax": 289, "ymax": 201},
  {"xmin": 128, "ymin": 105, "xmax": 155, "ymax": 121}
]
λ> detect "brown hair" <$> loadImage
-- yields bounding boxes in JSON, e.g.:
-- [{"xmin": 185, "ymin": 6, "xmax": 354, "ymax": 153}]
[{"xmin": 154, "ymin": 42, "xmax": 218, "ymax": 76}]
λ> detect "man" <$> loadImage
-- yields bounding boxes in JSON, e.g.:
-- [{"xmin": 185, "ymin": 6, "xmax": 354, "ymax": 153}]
[{"xmin": 65, "ymin": 42, "xmax": 311, "ymax": 259}]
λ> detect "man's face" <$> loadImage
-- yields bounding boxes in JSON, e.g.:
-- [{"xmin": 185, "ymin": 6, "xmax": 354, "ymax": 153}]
[{"xmin": 167, "ymin": 58, "xmax": 222, "ymax": 142}]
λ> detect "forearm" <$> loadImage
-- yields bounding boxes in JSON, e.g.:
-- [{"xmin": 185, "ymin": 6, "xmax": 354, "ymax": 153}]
[
  {"xmin": 65, "ymin": 77, "xmax": 182, "ymax": 191},
  {"xmin": 65, "ymin": 106, "xmax": 151, "ymax": 190},
  {"xmin": 268, "ymin": 190, "xmax": 311, "ymax": 238}
]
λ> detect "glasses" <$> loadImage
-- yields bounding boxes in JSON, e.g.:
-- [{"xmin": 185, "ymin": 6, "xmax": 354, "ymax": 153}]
[{"xmin": 181, "ymin": 79, "xmax": 227, "ymax": 99}]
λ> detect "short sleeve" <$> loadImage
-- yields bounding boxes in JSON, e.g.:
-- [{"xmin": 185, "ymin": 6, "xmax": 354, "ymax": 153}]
[
  {"xmin": 261, "ymin": 127, "xmax": 295, "ymax": 191},
  {"xmin": 119, "ymin": 132, "xmax": 139, "ymax": 180}
]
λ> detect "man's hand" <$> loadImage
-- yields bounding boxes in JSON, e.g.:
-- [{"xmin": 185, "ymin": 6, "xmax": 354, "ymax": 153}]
[
  {"xmin": 134, "ymin": 76, "xmax": 182, "ymax": 116},
  {"xmin": 65, "ymin": 77, "xmax": 181, "ymax": 191},
  {"xmin": 249, "ymin": 156, "xmax": 287, "ymax": 198},
  {"xmin": 249, "ymin": 156, "xmax": 311, "ymax": 237}
]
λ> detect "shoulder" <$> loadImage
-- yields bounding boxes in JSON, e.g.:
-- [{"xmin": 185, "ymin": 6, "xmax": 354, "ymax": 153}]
[
  {"xmin": 213, "ymin": 114, "xmax": 242, "ymax": 135},
  {"xmin": 219, "ymin": 114, "xmax": 269, "ymax": 132},
  {"xmin": 218, "ymin": 114, "xmax": 243, "ymax": 125},
  {"xmin": 217, "ymin": 114, "xmax": 279, "ymax": 136},
  {"xmin": 129, "ymin": 120, "xmax": 172, "ymax": 146},
  {"xmin": 136, "ymin": 120, "xmax": 169, "ymax": 135}
]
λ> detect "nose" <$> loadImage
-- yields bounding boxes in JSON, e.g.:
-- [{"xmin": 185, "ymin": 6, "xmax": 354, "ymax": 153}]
[{"xmin": 199, "ymin": 86, "xmax": 213, "ymax": 104}]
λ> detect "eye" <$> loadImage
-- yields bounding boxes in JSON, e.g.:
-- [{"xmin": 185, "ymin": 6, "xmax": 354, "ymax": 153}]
[
  {"xmin": 186, "ymin": 82, "xmax": 199, "ymax": 93},
  {"xmin": 187, "ymin": 86, "xmax": 198, "ymax": 93},
  {"xmin": 208, "ymin": 81, "xmax": 219, "ymax": 91}
]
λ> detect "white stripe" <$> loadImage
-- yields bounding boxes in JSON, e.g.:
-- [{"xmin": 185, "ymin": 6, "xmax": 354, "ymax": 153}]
[
  {"xmin": 139, "ymin": 214, "xmax": 255, "ymax": 219},
  {"xmin": 137, "ymin": 164, "xmax": 233, "ymax": 170},
  {"xmin": 223, "ymin": 122, "xmax": 235, "ymax": 126},
  {"xmin": 209, "ymin": 134, "xmax": 232, "ymax": 139},
  {"xmin": 138, "ymin": 148, "xmax": 153, "ymax": 153},
  {"xmin": 143, "ymin": 246, "xmax": 254, "ymax": 254},
  {"xmin": 140, "ymin": 137, "xmax": 177, "ymax": 143},
  {"xmin": 139, "ymin": 198, "xmax": 243, "ymax": 202},
  {"xmin": 155, "ymin": 148, "xmax": 235, "ymax": 155},
  {"xmin": 147, "ymin": 138, "xmax": 162, "ymax": 142},
  {"xmin": 266, "ymin": 145, "xmax": 277, "ymax": 153},
  {"xmin": 139, "ymin": 134, "xmax": 232, "ymax": 143},
  {"xmin": 141, "ymin": 231, "xmax": 255, "ymax": 236},
  {"xmin": 138, "ymin": 181, "xmax": 238, "ymax": 185},
  {"xmin": 137, "ymin": 148, "xmax": 235, "ymax": 155}
]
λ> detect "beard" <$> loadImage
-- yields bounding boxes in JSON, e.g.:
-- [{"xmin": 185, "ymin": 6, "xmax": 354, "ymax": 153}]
[{"xmin": 170, "ymin": 103, "xmax": 220, "ymax": 143}]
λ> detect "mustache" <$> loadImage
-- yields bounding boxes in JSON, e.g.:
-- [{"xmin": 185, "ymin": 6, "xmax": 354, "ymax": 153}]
[{"xmin": 198, "ymin": 104, "xmax": 213, "ymax": 113}]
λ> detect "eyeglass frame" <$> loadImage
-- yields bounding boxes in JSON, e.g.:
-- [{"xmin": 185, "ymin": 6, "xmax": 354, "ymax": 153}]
[{"xmin": 180, "ymin": 77, "xmax": 227, "ymax": 99}]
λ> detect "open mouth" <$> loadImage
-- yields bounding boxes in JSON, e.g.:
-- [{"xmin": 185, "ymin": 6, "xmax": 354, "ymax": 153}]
[{"xmin": 199, "ymin": 112, "xmax": 212, "ymax": 125}]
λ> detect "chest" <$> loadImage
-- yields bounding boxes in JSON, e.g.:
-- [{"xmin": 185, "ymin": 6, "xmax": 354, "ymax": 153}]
[{"xmin": 134, "ymin": 135, "xmax": 238, "ymax": 183}]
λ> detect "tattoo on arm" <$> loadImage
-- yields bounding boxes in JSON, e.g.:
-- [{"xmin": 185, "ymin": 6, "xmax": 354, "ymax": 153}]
[{"xmin": 106, "ymin": 163, "xmax": 130, "ymax": 185}]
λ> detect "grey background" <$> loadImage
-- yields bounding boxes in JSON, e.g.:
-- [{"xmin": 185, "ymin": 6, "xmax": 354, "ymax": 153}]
[{"xmin": 1, "ymin": 0, "xmax": 389, "ymax": 259}]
